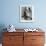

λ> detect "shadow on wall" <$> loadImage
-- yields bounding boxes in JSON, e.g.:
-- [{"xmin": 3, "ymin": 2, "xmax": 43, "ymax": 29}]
[{"xmin": 0, "ymin": 24, "xmax": 7, "ymax": 43}]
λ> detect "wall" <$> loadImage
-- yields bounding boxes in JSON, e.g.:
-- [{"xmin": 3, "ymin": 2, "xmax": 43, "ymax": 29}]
[{"xmin": 0, "ymin": 0, "xmax": 46, "ymax": 29}]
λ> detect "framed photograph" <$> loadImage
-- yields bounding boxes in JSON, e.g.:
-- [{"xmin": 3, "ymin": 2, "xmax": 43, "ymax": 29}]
[{"xmin": 20, "ymin": 5, "xmax": 34, "ymax": 22}]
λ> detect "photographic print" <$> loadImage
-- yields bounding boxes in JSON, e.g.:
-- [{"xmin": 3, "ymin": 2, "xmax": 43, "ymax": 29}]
[{"xmin": 20, "ymin": 5, "xmax": 34, "ymax": 22}]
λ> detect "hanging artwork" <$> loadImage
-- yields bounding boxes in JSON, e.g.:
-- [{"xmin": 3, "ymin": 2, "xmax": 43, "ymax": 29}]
[{"xmin": 20, "ymin": 5, "xmax": 34, "ymax": 22}]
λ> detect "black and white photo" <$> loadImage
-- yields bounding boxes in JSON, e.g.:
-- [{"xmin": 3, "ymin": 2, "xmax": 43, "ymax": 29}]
[{"xmin": 20, "ymin": 5, "xmax": 34, "ymax": 22}]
